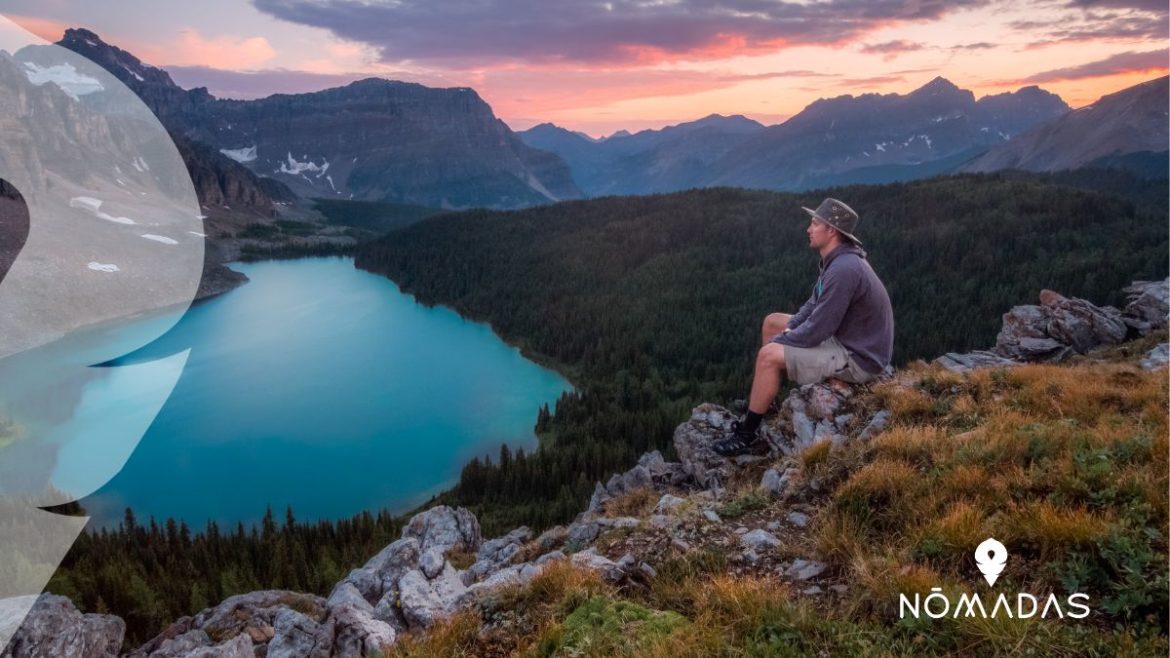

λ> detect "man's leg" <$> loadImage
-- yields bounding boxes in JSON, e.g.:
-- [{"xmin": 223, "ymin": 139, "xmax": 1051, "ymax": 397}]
[
  {"xmin": 761, "ymin": 313, "xmax": 791, "ymax": 347},
  {"xmin": 748, "ymin": 343, "xmax": 786, "ymax": 415}
]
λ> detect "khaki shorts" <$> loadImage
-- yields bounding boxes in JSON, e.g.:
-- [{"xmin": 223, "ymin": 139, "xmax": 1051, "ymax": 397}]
[{"xmin": 784, "ymin": 336, "xmax": 877, "ymax": 385}]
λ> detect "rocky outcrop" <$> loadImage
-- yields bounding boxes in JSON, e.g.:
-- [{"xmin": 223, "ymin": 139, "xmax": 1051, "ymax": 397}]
[
  {"xmin": 939, "ymin": 278, "xmax": 1169, "ymax": 372},
  {"xmin": 1, "ymin": 594, "xmax": 123, "ymax": 658}
]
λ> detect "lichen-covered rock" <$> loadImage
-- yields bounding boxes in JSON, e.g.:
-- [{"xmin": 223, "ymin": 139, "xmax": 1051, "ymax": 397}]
[
  {"xmin": 129, "ymin": 590, "xmax": 326, "ymax": 658},
  {"xmin": 2, "ymin": 594, "xmax": 124, "ymax": 658}
]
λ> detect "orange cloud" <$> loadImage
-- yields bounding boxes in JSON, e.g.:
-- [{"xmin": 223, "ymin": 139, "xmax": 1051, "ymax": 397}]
[
  {"xmin": 5, "ymin": 13, "xmax": 70, "ymax": 42},
  {"xmin": 133, "ymin": 28, "xmax": 278, "ymax": 69}
]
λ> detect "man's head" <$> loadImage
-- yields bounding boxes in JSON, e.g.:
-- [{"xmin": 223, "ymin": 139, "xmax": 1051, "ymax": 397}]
[{"xmin": 800, "ymin": 198, "xmax": 861, "ymax": 256}]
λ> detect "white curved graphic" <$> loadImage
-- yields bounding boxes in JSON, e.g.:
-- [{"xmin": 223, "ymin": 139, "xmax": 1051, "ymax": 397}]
[{"xmin": 0, "ymin": 14, "xmax": 204, "ymax": 650}]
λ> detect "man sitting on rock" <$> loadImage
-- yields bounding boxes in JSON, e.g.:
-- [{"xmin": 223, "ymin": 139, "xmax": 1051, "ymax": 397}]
[{"xmin": 713, "ymin": 198, "xmax": 895, "ymax": 457}]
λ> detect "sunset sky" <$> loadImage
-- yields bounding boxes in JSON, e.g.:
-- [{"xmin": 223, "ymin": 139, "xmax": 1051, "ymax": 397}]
[{"xmin": 4, "ymin": 0, "xmax": 1167, "ymax": 137}]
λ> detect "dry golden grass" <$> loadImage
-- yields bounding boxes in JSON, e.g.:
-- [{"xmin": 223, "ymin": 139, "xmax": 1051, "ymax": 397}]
[
  {"xmin": 799, "ymin": 438, "xmax": 833, "ymax": 467},
  {"xmin": 603, "ymin": 487, "xmax": 658, "ymax": 517}
]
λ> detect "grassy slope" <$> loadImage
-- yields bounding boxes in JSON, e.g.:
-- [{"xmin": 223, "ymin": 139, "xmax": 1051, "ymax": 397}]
[{"xmin": 389, "ymin": 333, "xmax": 1169, "ymax": 657}]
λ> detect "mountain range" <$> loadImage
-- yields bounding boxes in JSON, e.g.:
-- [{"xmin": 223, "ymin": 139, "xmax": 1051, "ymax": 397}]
[
  {"xmin": 519, "ymin": 77, "xmax": 1083, "ymax": 195},
  {"xmin": 10, "ymin": 27, "xmax": 1167, "ymax": 217}
]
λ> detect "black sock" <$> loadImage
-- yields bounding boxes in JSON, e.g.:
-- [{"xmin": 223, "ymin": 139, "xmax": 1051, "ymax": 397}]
[{"xmin": 740, "ymin": 410, "xmax": 764, "ymax": 433}]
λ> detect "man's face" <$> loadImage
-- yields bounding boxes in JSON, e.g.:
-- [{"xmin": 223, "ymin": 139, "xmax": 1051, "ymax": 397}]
[{"xmin": 807, "ymin": 217, "xmax": 836, "ymax": 250}]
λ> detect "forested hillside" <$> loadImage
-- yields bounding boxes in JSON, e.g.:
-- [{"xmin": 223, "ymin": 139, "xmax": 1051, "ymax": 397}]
[{"xmin": 355, "ymin": 171, "xmax": 1168, "ymax": 533}]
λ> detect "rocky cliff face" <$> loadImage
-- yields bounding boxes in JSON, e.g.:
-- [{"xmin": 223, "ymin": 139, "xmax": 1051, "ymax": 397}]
[
  {"xmin": 55, "ymin": 28, "xmax": 580, "ymax": 210},
  {"xmin": 5, "ymin": 278, "xmax": 1166, "ymax": 657},
  {"xmin": 50, "ymin": 28, "xmax": 294, "ymax": 222}
]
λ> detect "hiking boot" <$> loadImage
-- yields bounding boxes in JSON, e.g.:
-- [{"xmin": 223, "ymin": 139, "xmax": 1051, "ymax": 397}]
[{"xmin": 712, "ymin": 420, "xmax": 767, "ymax": 457}]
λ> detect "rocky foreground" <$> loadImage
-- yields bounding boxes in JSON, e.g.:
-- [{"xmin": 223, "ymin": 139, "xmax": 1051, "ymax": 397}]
[{"xmin": 4, "ymin": 279, "xmax": 1167, "ymax": 658}]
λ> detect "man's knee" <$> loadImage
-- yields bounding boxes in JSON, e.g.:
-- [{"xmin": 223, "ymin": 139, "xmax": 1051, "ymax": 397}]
[
  {"xmin": 762, "ymin": 312, "xmax": 791, "ymax": 336},
  {"xmin": 756, "ymin": 343, "xmax": 786, "ymax": 368}
]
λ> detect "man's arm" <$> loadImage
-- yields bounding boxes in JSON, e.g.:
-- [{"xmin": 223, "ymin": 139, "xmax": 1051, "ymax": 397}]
[
  {"xmin": 772, "ymin": 264, "xmax": 859, "ymax": 348},
  {"xmin": 786, "ymin": 293, "xmax": 816, "ymax": 331}
]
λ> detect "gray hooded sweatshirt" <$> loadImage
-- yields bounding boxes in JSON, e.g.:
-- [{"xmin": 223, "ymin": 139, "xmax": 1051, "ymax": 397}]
[{"xmin": 771, "ymin": 243, "xmax": 894, "ymax": 374}]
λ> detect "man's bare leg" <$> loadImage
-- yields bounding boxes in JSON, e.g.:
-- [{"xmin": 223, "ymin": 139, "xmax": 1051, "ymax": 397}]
[
  {"xmin": 748, "ymin": 343, "xmax": 786, "ymax": 414},
  {"xmin": 761, "ymin": 312, "xmax": 791, "ymax": 347}
]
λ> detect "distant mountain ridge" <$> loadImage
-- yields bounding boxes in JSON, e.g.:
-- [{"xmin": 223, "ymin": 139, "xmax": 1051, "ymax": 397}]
[
  {"xmin": 962, "ymin": 75, "xmax": 1169, "ymax": 174},
  {"xmin": 55, "ymin": 28, "xmax": 581, "ymax": 210},
  {"xmin": 521, "ymin": 77, "xmax": 1071, "ymax": 195}
]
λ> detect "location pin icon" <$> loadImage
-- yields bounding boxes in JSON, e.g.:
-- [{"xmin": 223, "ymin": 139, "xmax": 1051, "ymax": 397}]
[{"xmin": 974, "ymin": 537, "xmax": 1008, "ymax": 586}]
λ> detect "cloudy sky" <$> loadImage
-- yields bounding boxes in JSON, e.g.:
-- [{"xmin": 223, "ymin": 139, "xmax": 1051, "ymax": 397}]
[{"xmin": 4, "ymin": 0, "xmax": 1166, "ymax": 136}]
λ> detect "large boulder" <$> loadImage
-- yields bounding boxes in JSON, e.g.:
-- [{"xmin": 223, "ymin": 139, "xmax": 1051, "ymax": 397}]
[
  {"xmin": 402, "ymin": 506, "xmax": 481, "ymax": 557},
  {"xmin": 995, "ymin": 290, "xmax": 1127, "ymax": 361},
  {"xmin": 1, "ymin": 594, "xmax": 124, "ymax": 658},
  {"xmin": 1121, "ymin": 278, "xmax": 1170, "ymax": 335},
  {"xmin": 128, "ymin": 590, "xmax": 326, "ymax": 658}
]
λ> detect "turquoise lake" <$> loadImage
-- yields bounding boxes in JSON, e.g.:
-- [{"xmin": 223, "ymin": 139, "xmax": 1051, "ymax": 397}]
[{"xmin": 0, "ymin": 256, "xmax": 571, "ymax": 529}]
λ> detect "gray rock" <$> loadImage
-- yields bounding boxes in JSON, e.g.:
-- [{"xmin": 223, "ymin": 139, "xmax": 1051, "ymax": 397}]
[
  {"xmin": 702, "ymin": 509, "xmax": 722, "ymax": 524},
  {"xmin": 2, "ymin": 594, "xmax": 124, "ymax": 658},
  {"xmin": 741, "ymin": 529, "xmax": 781, "ymax": 551},
  {"xmin": 327, "ymin": 582, "xmax": 375, "ymax": 613},
  {"xmin": 566, "ymin": 521, "xmax": 600, "ymax": 547},
  {"xmin": 267, "ymin": 609, "xmax": 331, "ymax": 658},
  {"xmin": 648, "ymin": 514, "xmax": 676, "ymax": 530},
  {"xmin": 639, "ymin": 563, "xmax": 658, "ymax": 579},
  {"xmin": 143, "ymin": 630, "xmax": 212, "ymax": 658},
  {"xmin": 534, "ymin": 526, "xmax": 568, "ymax": 553},
  {"xmin": 1122, "ymin": 278, "xmax": 1170, "ymax": 335},
  {"xmin": 801, "ymin": 586, "xmax": 824, "ymax": 596},
  {"xmin": 534, "ymin": 550, "xmax": 566, "ymax": 566},
  {"xmin": 396, "ymin": 564, "xmax": 468, "ymax": 629},
  {"xmin": 402, "ymin": 506, "xmax": 481, "ymax": 556},
  {"xmin": 857, "ymin": 410, "xmax": 892, "ymax": 442},
  {"xmin": 1141, "ymin": 343, "xmax": 1169, "ymax": 371},
  {"xmin": 358, "ymin": 537, "xmax": 421, "ymax": 603},
  {"xmin": 673, "ymin": 403, "xmax": 747, "ymax": 490},
  {"xmin": 765, "ymin": 521, "xmax": 781, "ymax": 531},
  {"xmin": 587, "ymin": 482, "xmax": 610, "ymax": 513},
  {"xmin": 786, "ymin": 511, "xmax": 810, "ymax": 528},
  {"xmin": 786, "ymin": 559, "xmax": 828, "ymax": 581},
  {"xmin": 131, "ymin": 590, "xmax": 326, "ymax": 658},
  {"xmin": 330, "ymin": 602, "xmax": 397, "ymax": 658},
  {"xmin": 653, "ymin": 494, "xmax": 686, "ymax": 514},
  {"xmin": 620, "ymin": 465, "xmax": 653, "ymax": 493},
  {"xmin": 597, "ymin": 516, "xmax": 640, "ymax": 530},
  {"xmin": 670, "ymin": 538, "xmax": 691, "ymax": 552},
  {"xmin": 995, "ymin": 290, "xmax": 1130, "ymax": 362},
  {"xmin": 935, "ymin": 350, "xmax": 1019, "ymax": 373},
  {"xmin": 759, "ymin": 468, "xmax": 791, "ymax": 498},
  {"xmin": 418, "ymin": 547, "xmax": 447, "ymax": 580},
  {"xmin": 568, "ymin": 549, "xmax": 625, "ymax": 583}
]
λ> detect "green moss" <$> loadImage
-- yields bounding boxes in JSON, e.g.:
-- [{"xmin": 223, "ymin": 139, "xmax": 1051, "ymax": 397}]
[{"xmin": 533, "ymin": 595, "xmax": 689, "ymax": 657}]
